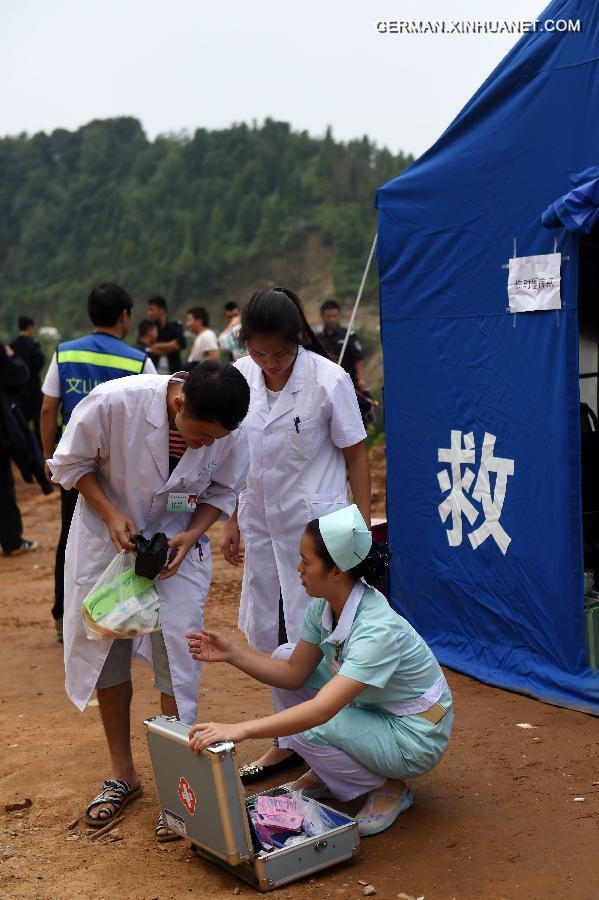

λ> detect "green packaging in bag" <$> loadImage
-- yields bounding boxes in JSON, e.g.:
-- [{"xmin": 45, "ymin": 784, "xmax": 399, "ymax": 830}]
[{"xmin": 83, "ymin": 568, "xmax": 154, "ymax": 622}]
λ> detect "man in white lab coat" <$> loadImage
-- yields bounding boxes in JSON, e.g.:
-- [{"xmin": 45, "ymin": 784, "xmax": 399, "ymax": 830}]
[{"xmin": 48, "ymin": 361, "xmax": 249, "ymax": 835}]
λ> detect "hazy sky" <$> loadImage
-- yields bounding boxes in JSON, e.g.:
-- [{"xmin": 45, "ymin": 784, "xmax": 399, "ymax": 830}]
[{"xmin": 1, "ymin": 0, "xmax": 547, "ymax": 158}]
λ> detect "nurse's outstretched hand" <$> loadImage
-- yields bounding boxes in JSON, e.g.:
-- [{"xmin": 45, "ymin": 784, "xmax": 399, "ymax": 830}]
[
  {"xmin": 159, "ymin": 531, "xmax": 196, "ymax": 580},
  {"xmin": 186, "ymin": 629, "xmax": 233, "ymax": 662},
  {"xmin": 188, "ymin": 721, "xmax": 248, "ymax": 753},
  {"xmin": 220, "ymin": 519, "xmax": 243, "ymax": 566}
]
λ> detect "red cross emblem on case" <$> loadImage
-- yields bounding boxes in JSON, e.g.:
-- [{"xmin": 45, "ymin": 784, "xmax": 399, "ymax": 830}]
[{"xmin": 178, "ymin": 776, "xmax": 196, "ymax": 815}]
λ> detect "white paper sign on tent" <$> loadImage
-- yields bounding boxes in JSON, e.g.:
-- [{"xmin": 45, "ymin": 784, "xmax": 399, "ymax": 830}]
[{"xmin": 507, "ymin": 253, "xmax": 561, "ymax": 312}]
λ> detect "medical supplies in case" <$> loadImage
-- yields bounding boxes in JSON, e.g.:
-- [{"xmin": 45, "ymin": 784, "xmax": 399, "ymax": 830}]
[{"xmin": 145, "ymin": 715, "xmax": 360, "ymax": 891}]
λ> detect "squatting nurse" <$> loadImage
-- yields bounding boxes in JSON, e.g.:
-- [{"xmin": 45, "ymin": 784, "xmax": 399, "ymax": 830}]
[{"xmin": 187, "ymin": 505, "xmax": 453, "ymax": 837}]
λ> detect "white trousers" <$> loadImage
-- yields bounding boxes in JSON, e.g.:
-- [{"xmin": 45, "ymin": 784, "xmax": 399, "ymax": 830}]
[{"xmin": 271, "ymin": 644, "xmax": 386, "ymax": 801}]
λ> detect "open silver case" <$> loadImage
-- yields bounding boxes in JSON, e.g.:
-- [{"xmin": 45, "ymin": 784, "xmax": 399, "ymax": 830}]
[{"xmin": 145, "ymin": 715, "xmax": 360, "ymax": 891}]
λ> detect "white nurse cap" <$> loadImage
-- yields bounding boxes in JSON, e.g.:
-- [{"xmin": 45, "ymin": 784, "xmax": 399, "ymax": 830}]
[{"xmin": 318, "ymin": 504, "xmax": 372, "ymax": 572}]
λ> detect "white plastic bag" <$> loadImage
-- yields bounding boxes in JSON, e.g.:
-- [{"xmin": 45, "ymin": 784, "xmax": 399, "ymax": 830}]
[
  {"xmin": 81, "ymin": 550, "xmax": 161, "ymax": 640},
  {"xmin": 290, "ymin": 793, "xmax": 337, "ymax": 836}
]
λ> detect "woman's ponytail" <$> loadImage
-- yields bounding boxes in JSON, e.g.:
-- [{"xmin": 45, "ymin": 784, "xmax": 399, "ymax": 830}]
[
  {"xmin": 349, "ymin": 541, "xmax": 390, "ymax": 586},
  {"xmin": 276, "ymin": 288, "xmax": 330, "ymax": 359}
]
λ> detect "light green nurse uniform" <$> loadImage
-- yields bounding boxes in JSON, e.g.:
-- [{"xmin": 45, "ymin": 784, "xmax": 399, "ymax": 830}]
[{"xmin": 299, "ymin": 581, "xmax": 454, "ymax": 780}]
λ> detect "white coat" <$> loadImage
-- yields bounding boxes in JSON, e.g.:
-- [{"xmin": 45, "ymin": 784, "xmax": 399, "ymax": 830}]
[
  {"xmin": 48, "ymin": 374, "xmax": 246, "ymax": 725},
  {"xmin": 235, "ymin": 346, "xmax": 366, "ymax": 652}
]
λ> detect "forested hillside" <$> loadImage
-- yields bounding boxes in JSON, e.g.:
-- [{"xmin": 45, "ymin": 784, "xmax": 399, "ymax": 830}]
[{"xmin": 0, "ymin": 117, "xmax": 412, "ymax": 334}]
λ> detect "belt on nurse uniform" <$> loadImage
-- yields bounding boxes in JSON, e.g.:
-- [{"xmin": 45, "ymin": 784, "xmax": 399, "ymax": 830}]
[{"xmin": 378, "ymin": 674, "xmax": 450, "ymax": 725}]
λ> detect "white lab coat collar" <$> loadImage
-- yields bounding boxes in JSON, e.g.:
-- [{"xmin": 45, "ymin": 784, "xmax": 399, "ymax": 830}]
[
  {"xmin": 145, "ymin": 377, "xmax": 170, "ymax": 482},
  {"xmin": 285, "ymin": 344, "xmax": 308, "ymax": 393},
  {"xmin": 144, "ymin": 376, "xmax": 199, "ymax": 491},
  {"xmin": 243, "ymin": 346, "xmax": 309, "ymax": 426},
  {"xmin": 146, "ymin": 375, "xmax": 170, "ymax": 427},
  {"xmin": 322, "ymin": 580, "xmax": 367, "ymax": 644}
]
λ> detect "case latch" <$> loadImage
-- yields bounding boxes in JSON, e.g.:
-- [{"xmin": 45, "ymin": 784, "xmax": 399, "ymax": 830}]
[{"xmin": 314, "ymin": 840, "xmax": 328, "ymax": 852}]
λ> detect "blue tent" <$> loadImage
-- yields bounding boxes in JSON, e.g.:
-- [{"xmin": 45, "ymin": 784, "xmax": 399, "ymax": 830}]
[{"xmin": 377, "ymin": 0, "xmax": 599, "ymax": 713}]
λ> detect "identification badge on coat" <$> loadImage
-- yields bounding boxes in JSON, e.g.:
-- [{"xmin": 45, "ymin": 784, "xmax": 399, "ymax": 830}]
[{"xmin": 167, "ymin": 492, "xmax": 197, "ymax": 513}]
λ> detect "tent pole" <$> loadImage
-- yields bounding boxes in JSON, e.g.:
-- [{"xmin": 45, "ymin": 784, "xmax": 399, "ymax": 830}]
[{"xmin": 338, "ymin": 231, "xmax": 378, "ymax": 366}]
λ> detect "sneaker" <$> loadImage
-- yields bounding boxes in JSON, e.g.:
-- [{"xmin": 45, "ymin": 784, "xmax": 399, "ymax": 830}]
[
  {"xmin": 5, "ymin": 539, "xmax": 37, "ymax": 557},
  {"xmin": 355, "ymin": 787, "xmax": 414, "ymax": 837}
]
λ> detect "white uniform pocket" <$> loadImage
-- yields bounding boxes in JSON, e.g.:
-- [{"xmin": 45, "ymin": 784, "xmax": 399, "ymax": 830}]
[
  {"xmin": 288, "ymin": 416, "xmax": 324, "ymax": 460},
  {"xmin": 67, "ymin": 507, "xmax": 115, "ymax": 587},
  {"xmin": 308, "ymin": 494, "xmax": 348, "ymax": 521}
]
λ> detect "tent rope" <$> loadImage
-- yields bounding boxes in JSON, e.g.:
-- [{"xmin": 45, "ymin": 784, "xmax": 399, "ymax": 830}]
[{"xmin": 338, "ymin": 231, "xmax": 378, "ymax": 366}]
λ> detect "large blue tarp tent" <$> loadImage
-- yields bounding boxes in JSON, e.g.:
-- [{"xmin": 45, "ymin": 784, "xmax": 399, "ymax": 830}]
[{"xmin": 377, "ymin": 0, "xmax": 599, "ymax": 713}]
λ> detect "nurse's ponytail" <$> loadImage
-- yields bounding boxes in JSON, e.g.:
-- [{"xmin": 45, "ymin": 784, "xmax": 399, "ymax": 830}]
[
  {"xmin": 350, "ymin": 541, "xmax": 390, "ymax": 586},
  {"xmin": 238, "ymin": 287, "xmax": 329, "ymax": 359},
  {"xmin": 305, "ymin": 519, "xmax": 390, "ymax": 587}
]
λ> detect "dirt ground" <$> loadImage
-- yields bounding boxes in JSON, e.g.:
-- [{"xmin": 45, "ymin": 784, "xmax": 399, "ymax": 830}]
[{"xmin": 2, "ymin": 446, "xmax": 599, "ymax": 900}]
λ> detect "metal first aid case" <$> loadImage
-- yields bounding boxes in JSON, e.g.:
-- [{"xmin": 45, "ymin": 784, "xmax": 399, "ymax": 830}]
[{"xmin": 145, "ymin": 715, "xmax": 360, "ymax": 891}]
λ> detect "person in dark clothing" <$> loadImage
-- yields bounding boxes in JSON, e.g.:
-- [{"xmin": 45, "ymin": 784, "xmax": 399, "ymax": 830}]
[
  {"xmin": 137, "ymin": 319, "xmax": 158, "ymax": 356},
  {"xmin": 10, "ymin": 316, "xmax": 45, "ymax": 449},
  {"xmin": 318, "ymin": 300, "xmax": 376, "ymax": 426},
  {"xmin": 0, "ymin": 345, "xmax": 38, "ymax": 557},
  {"xmin": 0, "ymin": 334, "xmax": 53, "ymax": 496},
  {"xmin": 146, "ymin": 295, "xmax": 186, "ymax": 374},
  {"xmin": 319, "ymin": 300, "xmax": 367, "ymax": 390}
]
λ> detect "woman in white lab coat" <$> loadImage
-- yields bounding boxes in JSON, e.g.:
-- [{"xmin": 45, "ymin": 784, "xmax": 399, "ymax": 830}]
[
  {"xmin": 220, "ymin": 287, "xmax": 370, "ymax": 782},
  {"xmin": 49, "ymin": 363, "xmax": 249, "ymax": 835}
]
